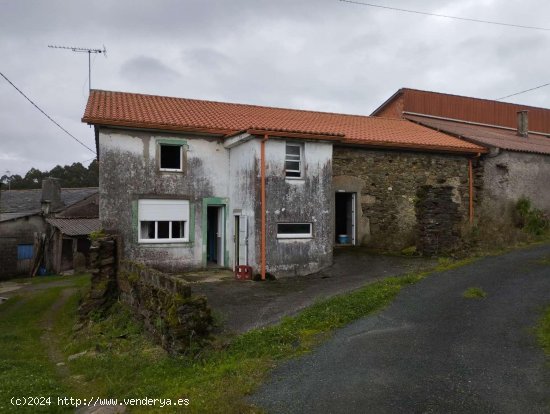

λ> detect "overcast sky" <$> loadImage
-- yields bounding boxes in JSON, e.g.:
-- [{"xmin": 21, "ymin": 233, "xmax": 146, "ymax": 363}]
[{"xmin": 1, "ymin": 0, "xmax": 549, "ymax": 176}]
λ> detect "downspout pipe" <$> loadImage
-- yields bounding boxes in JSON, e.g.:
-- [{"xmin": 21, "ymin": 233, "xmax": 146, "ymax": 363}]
[{"xmin": 260, "ymin": 134, "xmax": 269, "ymax": 280}]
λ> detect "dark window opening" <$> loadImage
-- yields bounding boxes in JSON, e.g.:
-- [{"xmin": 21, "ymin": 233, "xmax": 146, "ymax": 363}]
[
  {"xmin": 172, "ymin": 221, "xmax": 185, "ymax": 238},
  {"xmin": 158, "ymin": 221, "xmax": 170, "ymax": 238},
  {"xmin": 277, "ymin": 223, "xmax": 312, "ymax": 238},
  {"xmin": 160, "ymin": 144, "xmax": 182, "ymax": 170}
]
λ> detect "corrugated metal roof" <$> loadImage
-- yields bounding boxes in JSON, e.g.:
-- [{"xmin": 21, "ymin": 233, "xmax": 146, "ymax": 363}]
[
  {"xmin": 82, "ymin": 90, "xmax": 486, "ymax": 153},
  {"xmin": 373, "ymin": 88, "xmax": 550, "ymax": 134},
  {"xmin": 46, "ymin": 218, "xmax": 101, "ymax": 236},
  {"xmin": 406, "ymin": 115, "xmax": 550, "ymax": 155}
]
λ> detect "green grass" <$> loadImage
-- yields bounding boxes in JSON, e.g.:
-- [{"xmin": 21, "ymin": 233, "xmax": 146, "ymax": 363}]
[
  {"xmin": 1, "ymin": 261, "xmax": 474, "ymax": 413},
  {"xmin": 536, "ymin": 306, "xmax": 550, "ymax": 356},
  {"xmin": 0, "ymin": 288, "xmax": 70, "ymax": 413},
  {"xmin": 49, "ymin": 271, "xmax": 435, "ymax": 413},
  {"xmin": 463, "ymin": 287, "xmax": 487, "ymax": 299}
]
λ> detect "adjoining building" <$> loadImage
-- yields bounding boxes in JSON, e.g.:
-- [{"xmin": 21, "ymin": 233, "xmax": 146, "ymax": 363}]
[
  {"xmin": 0, "ymin": 178, "xmax": 99, "ymax": 279},
  {"xmin": 372, "ymin": 88, "xmax": 550, "ymax": 241}
]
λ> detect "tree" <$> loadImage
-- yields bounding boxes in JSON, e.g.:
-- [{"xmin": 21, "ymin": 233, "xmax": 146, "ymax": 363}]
[{"xmin": 4, "ymin": 160, "xmax": 99, "ymax": 190}]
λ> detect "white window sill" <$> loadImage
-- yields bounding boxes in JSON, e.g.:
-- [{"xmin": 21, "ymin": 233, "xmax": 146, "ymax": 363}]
[
  {"xmin": 138, "ymin": 239, "xmax": 189, "ymax": 244},
  {"xmin": 276, "ymin": 235, "xmax": 312, "ymax": 239}
]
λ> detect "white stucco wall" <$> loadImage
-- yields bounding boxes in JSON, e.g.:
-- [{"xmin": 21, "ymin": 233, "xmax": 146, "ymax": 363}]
[{"xmin": 99, "ymin": 128, "xmax": 230, "ymax": 272}]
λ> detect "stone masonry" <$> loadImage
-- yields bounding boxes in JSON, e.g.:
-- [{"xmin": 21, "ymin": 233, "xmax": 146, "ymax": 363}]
[
  {"xmin": 80, "ymin": 235, "xmax": 213, "ymax": 354},
  {"xmin": 332, "ymin": 146, "xmax": 474, "ymax": 252}
]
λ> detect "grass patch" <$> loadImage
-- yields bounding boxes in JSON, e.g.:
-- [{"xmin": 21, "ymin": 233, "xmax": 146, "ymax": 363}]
[
  {"xmin": 4, "ymin": 260, "xmax": 477, "ymax": 413},
  {"xmin": 50, "ymin": 271, "xmax": 434, "ymax": 413},
  {"xmin": 536, "ymin": 306, "xmax": 550, "ymax": 355},
  {"xmin": 463, "ymin": 287, "xmax": 487, "ymax": 299},
  {"xmin": 0, "ymin": 288, "xmax": 71, "ymax": 413}
]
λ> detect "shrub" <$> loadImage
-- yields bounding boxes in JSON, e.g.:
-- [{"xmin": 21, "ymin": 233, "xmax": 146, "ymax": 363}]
[{"xmin": 514, "ymin": 197, "xmax": 549, "ymax": 236}]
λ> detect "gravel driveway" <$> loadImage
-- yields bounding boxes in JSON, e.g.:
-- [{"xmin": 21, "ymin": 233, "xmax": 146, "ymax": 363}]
[{"xmin": 251, "ymin": 244, "xmax": 550, "ymax": 413}]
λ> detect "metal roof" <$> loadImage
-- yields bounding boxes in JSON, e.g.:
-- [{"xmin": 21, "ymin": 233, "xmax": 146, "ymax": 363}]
[
  {"xmin": 46, "ymin": 218, "xmax": 101, "ymax": 236},
  {"xmin": 406, "ymin": 115, "xmax": 550, "ymax": 156}
]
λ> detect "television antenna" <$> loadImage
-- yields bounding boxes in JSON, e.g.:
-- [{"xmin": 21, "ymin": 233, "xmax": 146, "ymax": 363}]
[{"xmin": 48, "ymin": 45, "xmax": 107, "ymax": 91}]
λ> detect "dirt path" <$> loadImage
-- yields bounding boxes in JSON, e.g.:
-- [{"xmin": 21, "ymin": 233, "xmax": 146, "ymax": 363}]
[{"xmin": 40, "ymin": 287, "xmax": 77, "ymax": 378}]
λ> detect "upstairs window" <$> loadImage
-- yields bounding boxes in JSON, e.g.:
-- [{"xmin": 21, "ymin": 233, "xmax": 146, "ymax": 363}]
[
  {"xmin": 159, "ymin": 144, "xmax": 183, "ymax": 171},
  {"xmin": 285, "ymin": 143, "xmax": 302, "ymax": 178},
  {"xmin": 138, "ymin": 199, "xmax": 189, "ymax": 243}
]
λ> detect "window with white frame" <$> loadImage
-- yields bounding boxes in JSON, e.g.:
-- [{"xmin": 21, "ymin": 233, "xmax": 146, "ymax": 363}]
[
  {"xmin": 285, "ymin": 143, "xmax": 302, "ymax": 178},
  {"xmin": 138, "ymin": 199, "xmax": 190, "ymax": 243},
  {"xmin": 277, "ymin": 223, "xmax": 312, "ymax": 239},
  {"xmin": 159, "ymin": 143, "xmax": 183, "ymax": 171}
]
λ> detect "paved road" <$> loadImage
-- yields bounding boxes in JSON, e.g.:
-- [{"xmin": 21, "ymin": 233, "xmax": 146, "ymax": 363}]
[{"xmin": 251, "ymin": 244, "xmax": 550, "ymax": 413}]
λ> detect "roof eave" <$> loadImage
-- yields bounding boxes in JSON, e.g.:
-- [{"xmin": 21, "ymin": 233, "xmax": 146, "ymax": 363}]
[{"xmin": 340, "ymin": 139, "xmax": 487, "ymax": 155}]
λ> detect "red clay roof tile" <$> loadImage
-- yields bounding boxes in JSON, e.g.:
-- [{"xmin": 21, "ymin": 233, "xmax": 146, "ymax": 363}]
[{"xmin": 82, "ymin": 90, "xmax": 486, "ymax": 154}]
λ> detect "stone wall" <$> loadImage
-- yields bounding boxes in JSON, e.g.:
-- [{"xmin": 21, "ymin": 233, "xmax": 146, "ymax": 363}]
[
  {"xmin": 118, "ymin": 260, "xmax": 212, "ymax": 353},
  {"xmin": 80, "ymin": 236, "xmax": 213, "ymax": 354},
  {"xmin": 333, "ymin": 146, "xmax": 473, "ymax": 252},
  {"xmin": 415, "ymin": 186, "xmax": 462, "ymax": 255}
]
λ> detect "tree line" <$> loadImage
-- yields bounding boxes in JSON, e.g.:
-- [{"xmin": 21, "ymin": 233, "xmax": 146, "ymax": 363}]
[{"xmin": 1, "ymin": 160, "xmax": 99, "ymax": 190}]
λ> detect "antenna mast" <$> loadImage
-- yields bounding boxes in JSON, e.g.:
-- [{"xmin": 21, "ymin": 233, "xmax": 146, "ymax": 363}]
[{"xmin": 48, "ymin": 45, "xmax": 106, "ymax": 91}]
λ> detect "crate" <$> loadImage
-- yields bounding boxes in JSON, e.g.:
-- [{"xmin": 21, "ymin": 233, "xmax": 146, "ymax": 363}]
[{"xmin": 235, "ymin": 265, "xmax": 253, "ymax": 280}]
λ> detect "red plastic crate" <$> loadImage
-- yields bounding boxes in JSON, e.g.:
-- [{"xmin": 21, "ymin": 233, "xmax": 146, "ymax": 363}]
[{"xmin": 235, "ymin": 265, "xmax": 253, "ymax": 280}]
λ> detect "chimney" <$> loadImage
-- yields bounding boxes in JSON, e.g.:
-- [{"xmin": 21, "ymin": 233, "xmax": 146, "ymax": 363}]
[
  {"xmin": 517, "ymin": 110, "xmax": 529, "ymax": 137},
  {"xmin": 41, "ymin": 177, "xmax": 63, "ymax": 214}
]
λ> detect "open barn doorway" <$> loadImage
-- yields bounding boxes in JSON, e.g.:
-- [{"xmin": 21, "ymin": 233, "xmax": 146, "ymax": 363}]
[{"xmin": 335, "ymin": 192, "xmax": 356, "ymax": 245}]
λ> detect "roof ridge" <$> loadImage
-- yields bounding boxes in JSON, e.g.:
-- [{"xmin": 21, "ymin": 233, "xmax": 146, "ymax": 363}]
[{"xmin": 91, "ymin": 89, "xmax": 418, "ymax": 123}]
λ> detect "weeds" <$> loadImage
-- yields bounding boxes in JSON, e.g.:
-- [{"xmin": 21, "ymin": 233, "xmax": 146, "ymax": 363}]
[{"xmin": 463, "ymin": 287, "xmax": 487, "ymax": 299}]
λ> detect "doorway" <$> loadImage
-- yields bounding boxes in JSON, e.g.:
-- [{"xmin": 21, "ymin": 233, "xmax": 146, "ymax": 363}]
[
  {"xmin": 335, "ymin": 192, "xmax": 356, "ymax": 245},
  {"xmin": 207, "ymin": 206, "xmax": 225, "ymax": 266}
]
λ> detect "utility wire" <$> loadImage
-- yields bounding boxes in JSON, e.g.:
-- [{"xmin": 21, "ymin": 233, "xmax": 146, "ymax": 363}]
[
  {"xmin": 496, "ymin": 82, "xmax": 550, "ymax": 100},
  {"xmin": 339, "ymin": 0, "xmax": 550, "ymax": 32},
  {"xmin": 0, "ymin": 71, "xmax": 96, "ymax": 154}
]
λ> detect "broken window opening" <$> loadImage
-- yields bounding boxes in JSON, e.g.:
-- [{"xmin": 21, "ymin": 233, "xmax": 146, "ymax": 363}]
[{"xmin": 160, "ymin": 144, "xmax": 183, "ymax": 171}]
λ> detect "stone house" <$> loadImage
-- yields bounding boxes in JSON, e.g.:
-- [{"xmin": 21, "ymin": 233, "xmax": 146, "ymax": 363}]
[
  {"xmin": 372, "ymin": 88, "xmax": 550, "ymax": 236},
  {"xmin": 82, "ymin": 90, "xmax": 486, "ymax": 277},
  {"xmin": 0, "ymin": 178, "xmax": 99, "ymax": 279}
]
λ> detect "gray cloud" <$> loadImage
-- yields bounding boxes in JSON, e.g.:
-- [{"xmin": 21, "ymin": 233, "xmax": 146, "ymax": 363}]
[{"xmin": 1, "ymin": 0, "xmax": 549, "ymax": 175}]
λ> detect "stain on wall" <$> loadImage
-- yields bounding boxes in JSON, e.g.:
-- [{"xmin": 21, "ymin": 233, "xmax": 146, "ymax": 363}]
[
  {"xmin": 263, "ymin": 139, "xmax": 333, "ymax": 276},
  {"xmin": 99, "ymin": 128, "xmax": 229, "ymax": 272}
]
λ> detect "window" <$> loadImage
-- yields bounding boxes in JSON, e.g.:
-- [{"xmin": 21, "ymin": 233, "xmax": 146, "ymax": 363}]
[
  {"xmin": 138, "ymin": 199, "xmax": 189, "ymax": 243},
  {"xmin": 277, "ymin": 223, "xmax": 312, "ymax": 239},
  {"xmin": 285, "ymin": 143, "xmax": 302, "ymax": 178},
  {"xmin": 159, "ymin": 144, "xmax": 183, "ymax": 171}
]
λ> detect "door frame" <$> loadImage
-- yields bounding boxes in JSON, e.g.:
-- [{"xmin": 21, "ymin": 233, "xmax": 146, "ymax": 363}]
[
  {"xmin": 201, "ymin": 197, "xmax": 229, "ymax": 267},
  {"xmin": 335, "ymin": 191, "xmax": 357, "ymax": 246}
]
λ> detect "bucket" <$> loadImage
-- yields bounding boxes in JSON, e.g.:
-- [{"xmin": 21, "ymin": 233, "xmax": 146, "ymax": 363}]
[{"xmin": 338, "ymin": 234, "xmax": 349, "ymax": 244}]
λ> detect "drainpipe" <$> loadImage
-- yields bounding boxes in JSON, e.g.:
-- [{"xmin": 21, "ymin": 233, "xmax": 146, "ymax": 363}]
[{"xmin": 260, "ymin": 134, "xmax": 269, "ymax": 280}]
